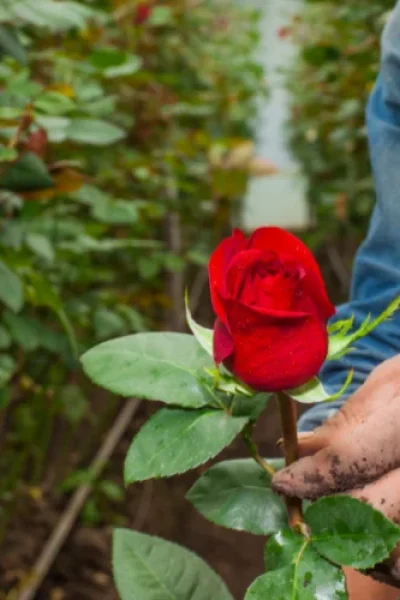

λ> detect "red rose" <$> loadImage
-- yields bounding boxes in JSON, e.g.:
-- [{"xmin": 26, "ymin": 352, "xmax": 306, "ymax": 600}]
[
  {"xmin": 134, "ymin": 3, "xmax": 152, "ymax": 26},
  {"xmin": 209, "ymin": 227, "xmax": 335, "ymax": 391}
]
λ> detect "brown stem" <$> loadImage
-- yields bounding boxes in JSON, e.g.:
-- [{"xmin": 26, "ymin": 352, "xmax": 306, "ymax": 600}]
[
  {"xmin": 165, "ymin": 211, "xmax": 185, "ymax": 332},
  {"xmin": 278, "ymin": 391, "xmax": 307, "ymax": 535}
]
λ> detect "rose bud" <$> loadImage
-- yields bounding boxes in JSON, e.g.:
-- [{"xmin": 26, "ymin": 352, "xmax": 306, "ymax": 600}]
[
  {"xmin": 134, "ymin": 3, "xmax": 152, "ymax": 26},
  {"xmin": 24, "ymin": 128, "xmax": 48, "ymax": 159},
  {"xmin": 209, "ymin": 227, "xmax": 335, "ymax": 392}
]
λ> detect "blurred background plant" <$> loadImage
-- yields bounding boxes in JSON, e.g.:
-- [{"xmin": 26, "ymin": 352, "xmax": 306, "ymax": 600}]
[
  {"xmin": 286, "ymin": 0, "xmax": 392, "ymax": 257},
  {"xmin": 0, "ymin": 0, "xmax": 265, "ymax": 545},
  {"xmin": 0, "ymin": 0, "xmax": 391, "ymax": 597}
]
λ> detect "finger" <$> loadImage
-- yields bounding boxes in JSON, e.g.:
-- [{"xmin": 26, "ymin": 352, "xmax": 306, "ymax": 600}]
[
  {"xmin": 350, "ymin": 467, "xmax": 400, "ymax": 522},
  {"xmin": 296, "ymin": 358, "xmax": 400, "ymax": 458},
  {"xmin": 272, "ymin": 401, "xmax": 400, "ymax": 499},
  {"xmin": 344, "ymin": 568, "xmax": 400, "ymax": 600}
]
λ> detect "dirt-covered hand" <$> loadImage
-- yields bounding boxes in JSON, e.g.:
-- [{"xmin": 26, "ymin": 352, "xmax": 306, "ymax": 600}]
[{"xmin": 272, "ymin": 355, "xmax": 400, "ymax": 579}]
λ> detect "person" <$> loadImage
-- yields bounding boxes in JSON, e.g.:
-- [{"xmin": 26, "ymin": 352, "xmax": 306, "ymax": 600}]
[{"xmin": 272, "ymin": 3, "xmax": 400, "ymax": 599}]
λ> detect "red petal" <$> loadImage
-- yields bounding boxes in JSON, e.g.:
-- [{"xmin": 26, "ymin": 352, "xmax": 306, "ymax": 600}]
[
  {"xmin": 248, "ymin": 227, "xmax": 335, "ymax": 320},
  {"xmin": 208, "ymin": 229, "xmax": 246, "ymax": 325},
  {"xmin": 226, "ymin": 300, "xmax": 328, "ymax": 391},
  {"xmin": 226, "ymin": 248, "xmax": 278, "ymax": 299},
  {"xmin": 213, "ymin": 319, "xmax": 234, "ymax": 364}
]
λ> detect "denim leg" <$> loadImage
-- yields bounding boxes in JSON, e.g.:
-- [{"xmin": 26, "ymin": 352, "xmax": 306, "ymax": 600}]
[{"xmin": 299, "ymin": 4, "xmax": 400, "ymax": 432}]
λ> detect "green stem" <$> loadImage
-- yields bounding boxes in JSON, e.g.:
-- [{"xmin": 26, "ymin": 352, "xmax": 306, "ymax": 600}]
[{"xmin": 242, "ymin": 423, "xmax": 276, "ymax": 478}]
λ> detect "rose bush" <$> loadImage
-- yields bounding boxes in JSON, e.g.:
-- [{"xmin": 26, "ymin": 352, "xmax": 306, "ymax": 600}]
[
  {"xmin": 209, "ymin": 227, "xmax": 335, "ymax": 391},
  {"xmin": 83, "ymin": 226, "xmax": 400, "ymax": 600}
]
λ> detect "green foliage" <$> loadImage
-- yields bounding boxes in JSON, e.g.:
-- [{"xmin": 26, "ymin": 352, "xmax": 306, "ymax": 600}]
[
  {"xmin": 287, "ymin": 1, "xmax": 392, "ymax": 241},
  {"xmin": 83, "ymin": 321, "xmax": 400, "ymax": 598},
  {"xmin": 81, "ymin": 333, "xmax": 214, "ymax": 408},
  {"xmin": 328, "ymin": 295, "xmax": 400, "ymax": 359},
  {"xmin": 247, "ymin": 529, "xmax": 347, "ymax": 600},
  {"xmin": 0, "ymin": 260, "xmax": 24, "ymax": 312},
  {"xmin": 124, "ymin": 408, "xmax": 249, "ymax": 483},
  {"xmin": 305, "ymin": 496, "xmax": 400, "ymax": 569},
  {"xmin": 185, "ymin": 291, "xmax": 213, "ymax": 356},
  {"xmin": 0, "ymin": 0, "xmax": 263, "ymax": 530},
  {"xmin": 0, "ymin": 152, "xmax": 54, "ymax": 191},
  {"xmin": 186, "ymin": 458, "xmax": 287, "ymax": 535},
  {"xmin": 113, "ymin": 529, "xmax": 234, "ymax": 600},
  {"xmin": 287, "ymin": 370, "xmax": 353, "ymax": 404},
  {"xmin": 245, "ymin": 495, "xmax": 400, "ymax": 599}
]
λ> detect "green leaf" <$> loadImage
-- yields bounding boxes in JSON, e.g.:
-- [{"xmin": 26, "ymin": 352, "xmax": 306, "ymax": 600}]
[
  {"xmin": 305, "ymin": 496, "xmax": 400, "ymax": 569},
  {"xmin": 26, "ymin": 233, "xmax": 55, "ymax": 261},
  {"xmin": 89, "ymin": 49, "xmax": 141, "ymax": 78},
  {"xmin": 0, "ymin": 325, "xmax": 11, "ymax": 350},
  {"xmin": 104, "ymin": 55, "xmax": 141, "ymax": 78},
  {"xmin": 287, "ymin": 370, "xmax": 353, "ymax": 404},
  {"xmin": 229, "ymin": 393, "xmax": 270, "ymax": 420},
  {"xmin": 66, "ymin": 118, "xmax": 125, "ymax": 145},
  {"xmin": 113, "ymin": 529, "xmax": 234, "ymax": 600},
  {"xmin": 124, "ymin": 408, "xmax": 248, "ymax": 483},
  {"xmin": 328, "ymin": 296, "xmax": 400, "ymax": 360},
  {"xmin": 36, "ymin": 115, "xmax": 70, "ymax": 143},
  {"xmin": 25, "ymin": 272, "xmax": 78, "ymax": 358},
  {"xmin": 58, "ymin": 384, "xmax": 88, "ymax": 425},
  {"xmin": 8, "ymin": 0, "xmax": 103, "ymax": 32},
  {"xmin": 245, "ymin": 566, "xmax": 295, "ymax": 600},
  {"xmin": 149, "ymin": 7, "xmax": 174, "ymax": 26},
  {"xmin": 0, "ymin": 354, "xmax": 16, "ymax": 386},
  {"xmin": 81, "ymin": 333, "xmax": 214, "ymax": 408},
  {"xmin": 185, "ymin": 290, "xmax": 213, "ymax": 356},
  {"xmin": 246, "ymin": 529, "xmax": 347, "ymax": 599},
  {"xmin": 90, "ymin": 48, "xmax": 127, "ymax": 69},
  {"xmin": 73, "ymin": 185, "xmax": 139, "ymax": 224},
  {"xmin": 3, "ymin": 311, "xmax": 41, "ymax": 352},
  {"xmin": 0, "ymin": 108, "xmax": 24, "ymax": 121},
  {"xmin": 117, "ymin": 305, "xmax": 147, "ymax": 333},
  {"xmin": 99, "ymin": 480, "xmax": 124, "ymax": 502},
  {"xmin": 61, "ymin": 469, "xmax": 95, "ymax": 491},
  {"xmin": 0, "ymin": 146, "xmax": 18, "ymax": 163},
  {"xmin": 92, "ymin": 198, "xmax": 139, "ymax": 224},
  {"xmin": 0, "ymin": 25, "xmax": 26, "ymax": 64},
  {"xmin": 94, "ymin": 308, "xmax": 126, "ymax": 340},
  {"xmin": 186, "ymin": 458, "xmax": 287, "ymax": 535},
  {"xmin": 34, "ymin": 91, "xmax": 75, "ymax": 115},
  {"xmin": 0, "ymin": 261, "xmax": 24, "ymax": 312},
  {"xmin": 0, "ymin": 152, "xmax": 54, "ymax": 192}
]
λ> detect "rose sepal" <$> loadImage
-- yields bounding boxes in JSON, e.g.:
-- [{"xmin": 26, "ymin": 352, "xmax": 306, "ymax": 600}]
[
  {"xmin": 286, "ymin": 369, "xmax": 353, "ymax": 404},
  {"xmin": 203, "ymin": 366, "xmax": 255, "ymax": 397},
  {"xmin": 185, "ymin": 290, "xmax": 214, "ymax": 357},
  {"xmin": 327, "ymin": 296, "xmax": 400, "ymax": 360}
]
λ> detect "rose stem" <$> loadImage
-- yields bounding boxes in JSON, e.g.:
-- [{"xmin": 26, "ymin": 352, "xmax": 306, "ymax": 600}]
[
  {"xmin": 242, "ymin": 423, "xmax": 276, "ymax": 478},
  {"xmin": 278, "ymin": 391, "xmax": 308, "ymax": 535}
]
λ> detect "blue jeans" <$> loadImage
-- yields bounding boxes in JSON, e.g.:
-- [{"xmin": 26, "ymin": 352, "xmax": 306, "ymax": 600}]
[{"xmin": 299, "ymin": 4, "xmax": 400, "ymax": 432}]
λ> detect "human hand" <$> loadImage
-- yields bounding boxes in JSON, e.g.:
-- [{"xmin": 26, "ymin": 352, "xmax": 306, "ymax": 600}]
[{"xmin": 272, "ymin": 354, "xmax": 400, "ymax": 581}]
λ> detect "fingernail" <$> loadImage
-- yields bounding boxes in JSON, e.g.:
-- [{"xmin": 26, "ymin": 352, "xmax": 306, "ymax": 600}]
[{"xmin": 298, "ymin": 431, "xmax": 315, "ymax": 439}]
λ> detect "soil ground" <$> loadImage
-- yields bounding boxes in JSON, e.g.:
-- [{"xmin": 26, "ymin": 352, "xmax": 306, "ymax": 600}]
[{"xmin": 0, "ymin": 398, "xmax": 288, "ymax": 600}]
